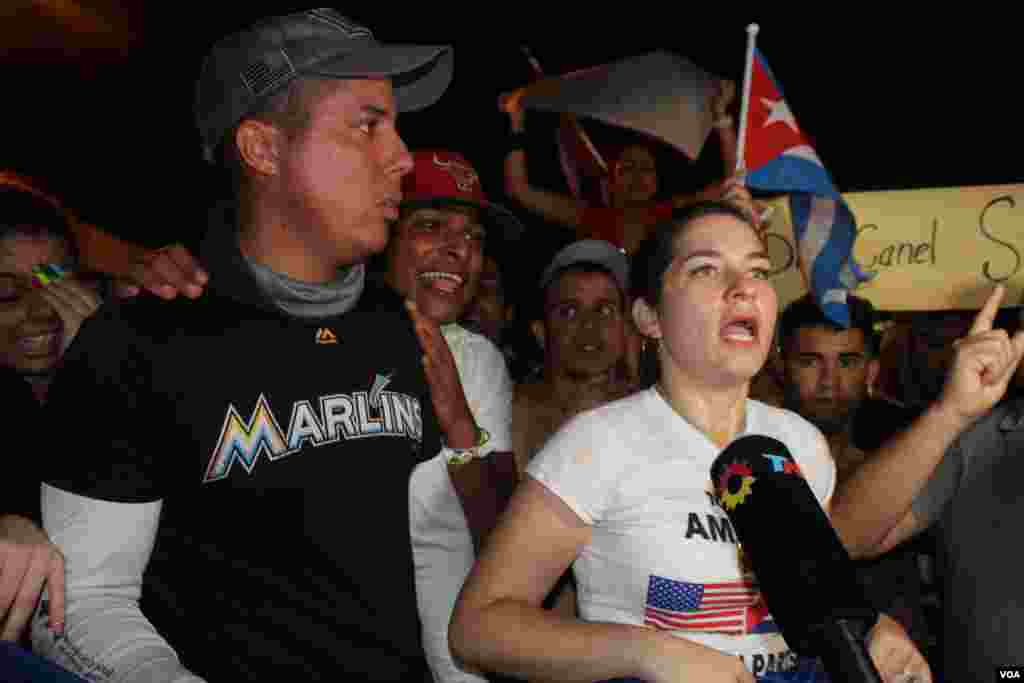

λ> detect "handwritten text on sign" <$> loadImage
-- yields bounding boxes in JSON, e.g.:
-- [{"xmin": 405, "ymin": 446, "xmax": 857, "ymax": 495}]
[{"xmin": 764, "ymin": 184, "xmax": 1024, "ymax": 312}]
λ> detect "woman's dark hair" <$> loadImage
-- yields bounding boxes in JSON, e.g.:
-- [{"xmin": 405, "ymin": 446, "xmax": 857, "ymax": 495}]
[
  {"xmin": 630, "ymin": 200, "xmax": 757, "ymax": 307},
  {"xmin": 630, "ymin": 200, "xmax": 759, "ymax": 387}
]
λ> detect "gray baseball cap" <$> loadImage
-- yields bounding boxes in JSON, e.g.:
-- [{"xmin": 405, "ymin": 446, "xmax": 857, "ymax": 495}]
[
  {"xmin": 539, "ymin": 239, "xmax": 630, "ymax": 294},
  {"xmin": 195, "ymin": 8, "xmax": 453, "ymax": 162}
]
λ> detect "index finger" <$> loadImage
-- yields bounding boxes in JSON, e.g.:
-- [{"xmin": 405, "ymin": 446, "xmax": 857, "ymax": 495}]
[
  {"xmin": 968, "ymin": 285, "xmax": 1005, "ymax": 335},
  {"xmin": 47, "ymin": 554, "xmax": 66, "ymax": 635}
]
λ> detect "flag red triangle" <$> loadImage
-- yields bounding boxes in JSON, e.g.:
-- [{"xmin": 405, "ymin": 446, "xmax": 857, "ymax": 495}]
[{"xmin": 744, "ymin": 53, "xmax": 816, "ymax": 171}]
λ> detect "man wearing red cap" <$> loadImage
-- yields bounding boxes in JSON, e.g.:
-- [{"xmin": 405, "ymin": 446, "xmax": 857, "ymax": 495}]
[{"xmin": 359, "ymin": 148, "xmax": 521, "ymax": 683}]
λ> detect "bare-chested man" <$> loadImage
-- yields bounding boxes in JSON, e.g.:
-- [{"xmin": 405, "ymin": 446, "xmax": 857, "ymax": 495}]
[{"xmin": 511, "ymin": 239, "xmax": 635, "ymax": 470}]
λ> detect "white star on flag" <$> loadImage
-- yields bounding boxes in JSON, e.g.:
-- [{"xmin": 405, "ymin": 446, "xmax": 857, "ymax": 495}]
[{"xmin": 761, "ymin": 97, "xmax": 800, "ymax": 133}]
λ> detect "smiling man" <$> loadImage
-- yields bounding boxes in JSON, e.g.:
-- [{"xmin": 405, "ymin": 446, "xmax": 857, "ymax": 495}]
[
  {"xmin": 30, "ymin": 10, "xmax": 454, "ymax": 682},
  {"xmin": 375, "ymin": 150, "xmax": 521, "ymax": 324},
  {"xmin": 358, "ymin": 148, "xmax": 522, "ymax": 683}
]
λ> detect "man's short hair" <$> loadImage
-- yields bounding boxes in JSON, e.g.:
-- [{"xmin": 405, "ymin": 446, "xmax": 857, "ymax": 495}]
[{"xmin": 778, "ymin": 293, "xmax": 880, "ymax": 356}]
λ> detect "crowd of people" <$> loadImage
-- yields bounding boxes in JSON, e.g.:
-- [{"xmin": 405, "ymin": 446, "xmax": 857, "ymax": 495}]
[{"xmin": 1, "ymin": 8, "xmax": 1021, "ymax": 682}]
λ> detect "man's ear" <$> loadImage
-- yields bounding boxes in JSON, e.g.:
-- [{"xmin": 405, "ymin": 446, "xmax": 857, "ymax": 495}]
[
  {"xmin": 235, "ymin": 119, "xmax": 283, "ymax": 177},
  {"xmin": 632, "ymin": 297, "xmax": 661, "ymax": 339},
  {"xmin": 530, "ymin": 320, "xmax": 545, "ymax": 351}
]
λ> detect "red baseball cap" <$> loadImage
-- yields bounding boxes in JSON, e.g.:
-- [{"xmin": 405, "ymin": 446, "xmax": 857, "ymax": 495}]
[{"xmin": 401, "ymin": 149, "xmax": 524, "ymax": 245}]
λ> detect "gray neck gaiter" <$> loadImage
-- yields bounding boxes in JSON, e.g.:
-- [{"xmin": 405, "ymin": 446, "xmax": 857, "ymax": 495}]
[{"xmin": 244, "ymin": 255, "xmax": 366, "ymax": 319}]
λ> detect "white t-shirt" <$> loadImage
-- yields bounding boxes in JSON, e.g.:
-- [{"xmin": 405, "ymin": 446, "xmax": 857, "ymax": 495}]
[
  {"xmin": 528, "ymin": 388, "xmax": 835, "ymax": 675},
  {"xmin": 410, "ymin": 324, "xmax": 513, "ymax": 683}
]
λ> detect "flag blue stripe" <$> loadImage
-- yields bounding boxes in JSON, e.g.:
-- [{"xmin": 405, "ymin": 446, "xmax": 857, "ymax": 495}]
[
  {"xmin": 746, "ymin": 156, "xmax": 840, "ymax": 200},
  {"xmin": 790, "ymin": 194, "xmax": 859, "ymax": 327}
]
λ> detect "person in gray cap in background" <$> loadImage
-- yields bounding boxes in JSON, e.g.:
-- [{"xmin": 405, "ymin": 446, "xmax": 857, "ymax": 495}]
[
  {"xmin": 505, "ymin": 239, "xmax": 636, "ymax": 625},
  {"xmin": 511, "ymin": 239, "xmax": 636, "ymax": 472},
  {"xmin": 31, "ymin": 9, "xmax": 452, "ymax": 682}
]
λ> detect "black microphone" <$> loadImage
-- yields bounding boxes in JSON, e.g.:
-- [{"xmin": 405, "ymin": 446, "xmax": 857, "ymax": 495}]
[{"xmin": 709, "ymin": 434, "xmax": 881, "ymax": 682}]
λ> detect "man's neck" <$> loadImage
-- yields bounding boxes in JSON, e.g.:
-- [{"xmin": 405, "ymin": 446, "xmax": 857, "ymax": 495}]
[
  {"xmin": 542, "ymin": 366, "xmax": 627, "ymax": 412},
  {"xmin": 237, "ymin": 194, "xmax": 357, "ymax": 283}
]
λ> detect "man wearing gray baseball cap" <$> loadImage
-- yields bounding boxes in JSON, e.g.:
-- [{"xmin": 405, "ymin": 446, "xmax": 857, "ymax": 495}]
[
  {"xmin": 32, "ymin": 9, "xmax": 452, "ymax": 682},
  {"xmin": 513, "ymin": 240, "xmax": 637, "ymax": 470}
]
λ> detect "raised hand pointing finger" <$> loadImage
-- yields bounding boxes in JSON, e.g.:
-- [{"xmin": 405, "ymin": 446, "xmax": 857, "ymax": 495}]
[{"xmin": 967, "ymin": 284, "xmax": 1004, "ymax": 336}]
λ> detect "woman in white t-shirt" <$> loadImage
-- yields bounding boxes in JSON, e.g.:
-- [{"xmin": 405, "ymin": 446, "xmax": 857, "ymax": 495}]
[{"xmin": 450, "ymin": 202, "xmax": 931, "ymax": 682}]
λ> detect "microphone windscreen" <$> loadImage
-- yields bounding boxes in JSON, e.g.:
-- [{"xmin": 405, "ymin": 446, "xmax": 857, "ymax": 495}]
[{"xmin": 710, "ymin": 434, "xmax": 876, "ymax": 655}]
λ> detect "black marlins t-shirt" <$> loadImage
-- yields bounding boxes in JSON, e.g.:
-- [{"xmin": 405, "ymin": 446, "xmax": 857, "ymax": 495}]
[{"xmin": 44, "ymin": 217, "xmax": 440, "ymax": 681}]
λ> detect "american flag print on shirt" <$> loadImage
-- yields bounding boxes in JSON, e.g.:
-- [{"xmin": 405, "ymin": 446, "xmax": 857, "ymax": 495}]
[{"xmin": 644, "ymin": 574, "xmax": 774, "ymax": 635}]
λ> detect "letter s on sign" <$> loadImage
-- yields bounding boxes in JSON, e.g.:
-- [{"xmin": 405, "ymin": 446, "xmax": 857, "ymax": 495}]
[{"xmin": 979, "ymin": 196, "xmax": 1021, "ymax": 283}]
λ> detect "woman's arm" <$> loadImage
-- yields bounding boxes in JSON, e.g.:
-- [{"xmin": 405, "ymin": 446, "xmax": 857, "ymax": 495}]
[
  {"xmin": 449, "ymin": 478, "xmax": 752, "ymax": 683},
  {"xmin": 501, "ymin": 99, "xmax": 587, "ymax": 232}
]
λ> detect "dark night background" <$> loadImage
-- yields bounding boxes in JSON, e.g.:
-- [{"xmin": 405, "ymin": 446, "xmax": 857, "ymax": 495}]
[{"xmin": 4, "ymin": 4, "xmax": 1021, "ymax": 288}]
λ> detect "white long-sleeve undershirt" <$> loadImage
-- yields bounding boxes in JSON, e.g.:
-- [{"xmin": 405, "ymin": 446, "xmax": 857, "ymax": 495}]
[{"xmin": 31, "ymin": 484, "xmax": 205, "ymax": 683}]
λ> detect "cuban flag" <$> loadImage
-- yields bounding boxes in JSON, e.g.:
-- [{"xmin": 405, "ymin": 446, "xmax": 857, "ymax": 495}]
[
  {"xmin": 741, "ymin": 48, "xmax": 871, "ymax": 327},
  {"xmin": 520, "ymin": 47, "xmax": 610, "ymax": 205},
  {"xmin": 745, "ymin": 598, "xmax": 780, "ymax": 635}
]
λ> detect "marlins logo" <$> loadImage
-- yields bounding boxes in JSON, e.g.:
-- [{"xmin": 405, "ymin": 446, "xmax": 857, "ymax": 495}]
[
  {"xmin": 203, "ymin": 372, "xmax": 421, "ymax": 483},
  {"xmin": 369, "ymin": 371, "xmax": 393, "ymax": 410}
]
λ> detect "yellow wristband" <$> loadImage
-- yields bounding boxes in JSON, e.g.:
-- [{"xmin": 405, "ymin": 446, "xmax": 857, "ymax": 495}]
[
  {"xmin": 445, "ymin": 446, "xmax": 480, "ymax": 467},
  {"xmin": 443, "ymin": 426, "xmax": 490, "ymax": 466}
]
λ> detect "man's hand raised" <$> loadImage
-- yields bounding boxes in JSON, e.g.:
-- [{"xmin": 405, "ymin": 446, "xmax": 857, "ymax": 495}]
[{"xmin": 938, "ymin": 285, "xmax": 1024, "ymax": 425}]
